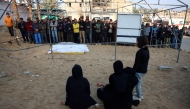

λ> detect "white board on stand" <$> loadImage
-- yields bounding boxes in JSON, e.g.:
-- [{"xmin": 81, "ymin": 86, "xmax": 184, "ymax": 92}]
[{"xmin": 116, "ymin": 14, "xmax": 142, "ymax": 43}]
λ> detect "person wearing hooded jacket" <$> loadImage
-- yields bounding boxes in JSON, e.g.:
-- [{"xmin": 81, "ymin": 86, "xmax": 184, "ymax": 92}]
[
  {"xmin": 62, "ymin": 64, "xmax": 97, "ymax": 109},
  {"xmin": 97, "ymin": 60, "xmax": 139, "ymax": 109}
]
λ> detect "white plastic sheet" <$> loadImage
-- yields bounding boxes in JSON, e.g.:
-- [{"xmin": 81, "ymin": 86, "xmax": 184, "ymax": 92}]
[{"xmin": 47, "ymin": 42, "xmax": 89, "ymax": 54}]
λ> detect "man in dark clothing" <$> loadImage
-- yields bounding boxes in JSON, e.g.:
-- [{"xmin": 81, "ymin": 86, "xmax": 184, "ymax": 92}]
[
  {"xmin": 85, "ymin": 19, "xmax": 91, "ymax": 43},
  {"xmin": 62, "ymin": 64, "xmax": 97, "ymax": 109},
  {"xmin": 32, "ymin": 19, "xmax": 42, "ymax": 44},
  {"xmin": 158, "ymin": 24, "xmax": 166, "ymax": 48},
  {"xmin": 101, "ymin": 20, "xmax": 109, "ymax": 42},
  {"xmin": 63, "ymin": 19, "xmax": 68, "ymax": 42},
  {"xmin": 97, "ymin": 60, "xmax": 139, "ymax": 109},
  {"xmin": 57, "ymin": 19, "xmax": 64, "ymax": 42},
  {"xmin": 25, "ymin": 17, "xmax": 34, "ymax": 44},
  {"xmin": 92, "ymin": 20, "xmax": 96, "ymax": 43},
  {"xmin": 66, "ymin": 21, "xmax": 73, "ymax": 42},
  {"xmin": 79, "ymin": 18, "xmax": 85, "ymax": 43},
  {"xmin": 39, "ymin": 20, "xmax": 47, "ymax": 43},
  {"xmin": 108, "ymin": 20, "xmax": 114, "ymax": 42},
  {"xmin": 18, "ymin": 18, "xmax": 29, "ymax": 43}
]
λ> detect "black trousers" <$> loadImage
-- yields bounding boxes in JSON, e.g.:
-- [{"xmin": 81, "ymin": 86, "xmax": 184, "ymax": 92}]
[
  {"xmin": 7, "ymin": 26, "xmax": 14, "ymax": 36},
  {"xmin": 95, "ymin": 33, "xmax": 101, "ymax": 43},
  {"xmin": 73, "ymin": 33, "xmax": 79, "ymax": 43},
  {"xmin": 21, "ymin": 31, "xmax": 29, "ymax": 42},
  {"xmin": 102, "ymin": 32, "xmax": 107, "ymax": 42},
  {"xmin": 108, "ymin": 33, "xmax": 113, "ymax": 42},
  {"xmin": 64, "ymin": 32, "xmax": 67, "ymax": 42},
  {"xmin": 85, "ymin": 33, "xmax": 90, "ymax": 43}
]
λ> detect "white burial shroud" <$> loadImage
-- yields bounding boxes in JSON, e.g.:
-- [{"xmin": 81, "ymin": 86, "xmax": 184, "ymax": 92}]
[{"xmin": 47, "ymin": 42, "xmax": 89, "ymax": 54}]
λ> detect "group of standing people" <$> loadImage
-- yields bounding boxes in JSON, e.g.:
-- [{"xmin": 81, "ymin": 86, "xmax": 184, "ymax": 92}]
[
  {"xmin": 142, "ymin": 23, "xmax": 183, "ymax": 49},
  {"xmin": 62, "ymin": 36, "xmax": 150, "ymax": 109},
  {"xmin": 4, "ymin": 12, "xmax": 117, "ymax": 44}
]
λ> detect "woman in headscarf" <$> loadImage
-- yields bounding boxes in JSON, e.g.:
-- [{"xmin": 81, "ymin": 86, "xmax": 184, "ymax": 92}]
[
  {"xmin": 97, "ymin": 60, "xmax": 139, "ymax": 109},
  {"xmin": 62, "ymin": 64, "xmax": 97, "ymax": 109}
]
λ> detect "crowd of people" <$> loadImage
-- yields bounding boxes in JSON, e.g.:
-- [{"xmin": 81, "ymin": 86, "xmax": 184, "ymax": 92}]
[
  {"xmin": 4, "ymin": 12, "xmax": 117, "ymax": 44},
  {"xmin": 141, "ymin": 22, "xmax": 184, "ymax": 49},
  {"xmin": 61, "ymin": 36, "xmax": 149, "ymax": 109}
]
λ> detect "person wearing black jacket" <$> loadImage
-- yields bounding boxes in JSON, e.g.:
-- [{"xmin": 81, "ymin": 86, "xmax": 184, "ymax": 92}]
[
  {"xmin": 92, "ymin": 20, "xmax": 96, "ymax": 43},
  {"xmin": 57, "ymin": 19, "xmax": 64, "ymax": 42},
  {"xmin": 133, "ymin": 36, "xmax": 150, "ymax": 101},
  {"xmin": 85, "ymin": 19, "xmax": 91, "ymax": 43},
  {"xmin": 97, "ymin": 60, "xmax": 139, "ymax": 109},
  {"xmin": 165, "ymin": 26, "xmax": 172, "ymax": 48},
  {"xmin": 101, "ymin": 20, "xmax": 109, "ymax": 42},
  {"xmin": 108, "ymin": 20, "xmax": 114, "ymax": 42},
  {"xmin": 66, "ymin": 21, "xmax": 73, "ymax": 42},
  {"xmin": 18, "ymin": 18, "xmax": 29, "ymax": 43},
  {"xmin": 62, "ymin": 64, "xmax": 97, "ymax": 109},
  {"xmin": 158, "ymin": 24, "xmax": 166, "ymax": 48},
  {"xmin": 79, "ymin": 18, "xmax": 85, "ymax": 43}
]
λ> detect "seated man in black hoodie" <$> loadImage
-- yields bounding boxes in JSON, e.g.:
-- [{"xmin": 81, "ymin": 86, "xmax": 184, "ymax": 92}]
[
  {"xmin": 62, "ymin": 64, "xmax": 98, "ymax": 109},
  {"xmin": 97, "ymin": 60, "xmax": 139, "ymax": 109}
]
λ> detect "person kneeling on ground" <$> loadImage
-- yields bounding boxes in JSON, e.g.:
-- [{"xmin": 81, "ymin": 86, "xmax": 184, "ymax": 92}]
[
  {"xmin": 97, "ymin": 60, "xmax": 140, "ymax": 109},
  {"xmin": 61, "ymin": 64, "xmax": 98, "ymax": 109}
]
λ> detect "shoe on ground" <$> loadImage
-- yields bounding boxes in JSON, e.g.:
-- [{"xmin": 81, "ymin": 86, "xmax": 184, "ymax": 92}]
[
  {"xmin": 133, "ymin": 95, "xmax": 141, "ymax": 101},
  {"xmin": 133, "ymin": 93, "xmax": 144, "ymax": 100}
]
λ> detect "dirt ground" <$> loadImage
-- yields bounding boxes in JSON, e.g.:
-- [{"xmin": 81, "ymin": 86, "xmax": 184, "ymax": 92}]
[{"xmin": 0, "ymin": 31, "xmax": 190, "ymax": 109}]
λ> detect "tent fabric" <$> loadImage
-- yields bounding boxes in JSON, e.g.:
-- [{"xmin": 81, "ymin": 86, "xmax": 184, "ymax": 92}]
[{"xmin": 47, "ymin": 42, "xmax": 89, "ymax": 54}]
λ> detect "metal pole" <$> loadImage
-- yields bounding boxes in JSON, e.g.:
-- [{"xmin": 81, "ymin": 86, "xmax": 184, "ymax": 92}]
[
  {"xmin": 158, "ymin": 0, "xmax": 160, "ymax": 5},
  {"xmin": 177, "ymin": 6, "xmax": 188, "ymax": 62},
  {"xmin": 47, "ymin": 8, "xmax": 53, "ymax": 59},
  {"xmin": 114, "ymin": 2, "xmax": 118, "ymax": 60}
]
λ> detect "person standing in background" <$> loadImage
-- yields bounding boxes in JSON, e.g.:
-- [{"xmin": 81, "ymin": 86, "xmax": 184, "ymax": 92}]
[
  {"xmin": 32, "ymin": 19, "xmax": 42, "ymax": 44},
  {"xmin": 143, "ymin": 23, "xmax": 150, "ymax": 43},
  {"xmin": 158, "ymin": 24, "xmax": 166, "ymax": 48},
  {"xmin": 113, "ymin": 20, "xmax": 117, "ymax": 42},
  {"xmin": 73, "ymin": 19, "xmax": 79, "ymax": 43},
  {"xmin": 172, "ymin": 26, "xmax": 180, "ymax": 49},
  {"xmin": 165, "ymin": 26, "xmax": 172, "ymax": 48},
  {"xmin": 133, "ymin": 36, "xmax": 149, "ymax": 101},
  {"xmin": 92, "ymin": 20, "xmax": 96, "ymax": 43},
  {"xmin": 95, "ymin": 20, "xmax": 101, "ymax": 43},
  {"xmin": 151, "ymin": 23, "xmax": 158, "ymax": 47},
  {"xmin": 57, "ymin": 19, "xmax": 64, "ymax": 42},
  {"xmin": 108, "ymin": 20, "xmax": 113, "ymax": 42},
  {"xmin": 4, "ymin": 12, "xmax": 14, "ymax": 36},
  {"xmin": 25, "ymin": 17, "xmax": 34, "ymax": 44},
  {"xmin": 63, "ymin": 18, "xmax": 68, "ymax": 42},
  {"xmin": 79, "ymin": 18, "xmax": 85, "ymax": 43},
  {"xmin": 39, "ymin": 20, "xmax": 47, "ymax": 43},
  {"xmin": 101, "ymin": 20, "xmax": 109, "ymax": 42},
  {"xmin": 50, "ymin": 18, "xmax": 58, "ymax": 43},
  {"xmin": 66, "ymin": 21, "xmax": 73, "ymax": 42},
  {"xmin": 85, "ymin": 19, "xmax": 91, "ymax": 43},
  {"xmin": 18, "ymin": 18, "xmax": 29, "ymax": 43}
]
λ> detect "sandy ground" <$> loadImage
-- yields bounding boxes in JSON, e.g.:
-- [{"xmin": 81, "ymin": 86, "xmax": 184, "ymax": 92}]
[{"xmin": 0, "ymin": 31, "xmax": 190, "ymax": 109}]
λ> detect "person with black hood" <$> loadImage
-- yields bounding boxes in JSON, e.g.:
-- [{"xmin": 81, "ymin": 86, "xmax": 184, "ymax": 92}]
[
  {"xmin": 62, "ymin": 64, "xmax": 98, "ymax": 109},
  {"xmin": 133, "ymin": 36, "xmax": 150, "ymax": 101},
  {"xmin": 97, "ymin": 60, "xmax": 140, "ymax": 109}
]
